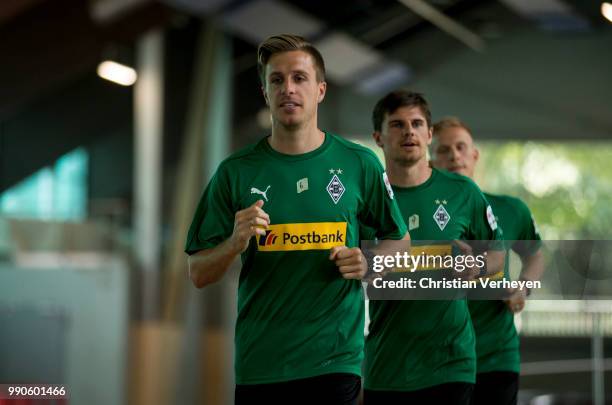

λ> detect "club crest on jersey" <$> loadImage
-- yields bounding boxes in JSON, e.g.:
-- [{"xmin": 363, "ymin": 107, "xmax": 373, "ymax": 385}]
[
  {"xmin": 486, "ymin": 205, "xmax": 498, "ymax": 231},
  {"xmin": 327, "ymin": 169, "xmax": 345, "ymax": 204},
  {"xmin": 433, "ymin": 204, "xmax": 450, "ymax": 231}
]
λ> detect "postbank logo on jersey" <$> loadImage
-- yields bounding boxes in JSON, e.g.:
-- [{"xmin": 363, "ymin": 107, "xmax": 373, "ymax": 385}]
[{"xmin": 257, "ymin": 222, "xmax": 347, "ymax": 251}]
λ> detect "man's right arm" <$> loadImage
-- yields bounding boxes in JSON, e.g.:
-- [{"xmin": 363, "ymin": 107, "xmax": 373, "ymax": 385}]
[
  {"xmin": 506, "ymin": 202, "xmax": 544, "ymax": 312},
  {"xmin": 188, "ymin": 239, "xmax": 242, "ymax": 288},
  {"xmin": 505, "ymin": 248, "xmax": 544, "ymax": 312},
  {"xmin": 188, "ymin": 199, "xmax": 269, "ymax": 288}
]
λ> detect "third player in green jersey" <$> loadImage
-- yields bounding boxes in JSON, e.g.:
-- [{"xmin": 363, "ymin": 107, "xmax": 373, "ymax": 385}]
[{"xmin": 433, "ymin": 116, "xmax": 544, "ymax": 405}]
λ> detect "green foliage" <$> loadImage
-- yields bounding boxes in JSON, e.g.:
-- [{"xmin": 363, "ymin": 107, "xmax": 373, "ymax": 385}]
[{"xmin": 477, "ymin": 142, "xmax": 612, "ymax": 240}]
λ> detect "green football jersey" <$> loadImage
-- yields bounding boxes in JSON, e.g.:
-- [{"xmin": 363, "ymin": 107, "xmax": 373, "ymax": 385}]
[
  {"xmin": 185, "ymin": 132, "xmax": 407, "ymax": 384},
  {"xmin": 364, "ymin": 168, "xmax": 503, "ymax": 391},
  {"xmin": 468, "ymin": 193, "xmax": 541, "ymax": 374}
]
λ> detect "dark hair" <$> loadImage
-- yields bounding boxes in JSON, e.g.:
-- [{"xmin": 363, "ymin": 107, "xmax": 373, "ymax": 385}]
[
  {"xmin": 257, "ymin": 34, "xmax": 326, "ymax": 85},
  {"xmin": 372, "ymin": 90, "xmax": 432, "ymax": 132}
]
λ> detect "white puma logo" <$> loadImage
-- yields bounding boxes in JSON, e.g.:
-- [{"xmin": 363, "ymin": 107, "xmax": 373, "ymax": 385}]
[{"xmin": 250, "ymin": 185, "xmax": 270, "ymax": 202}]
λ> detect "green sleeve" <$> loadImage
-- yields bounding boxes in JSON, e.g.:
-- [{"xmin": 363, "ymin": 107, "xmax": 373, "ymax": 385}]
[
  {"xmin": 358, "ymin": 151, "xmax": 407, "ymax": 240},
  {"xmin": 359, "ymin": 224, "xmax": 378, "ymax": 241},
  {"xmin": 184, "ymin": 163, "xmax": 236, "ymax": 255},
  {"xmin": 469, "ymin": 185, "xmax": 504, "ymax": 248},
  {"xmin": 511, "ymin": 198, "xmax": 542, "ymax": 257}
]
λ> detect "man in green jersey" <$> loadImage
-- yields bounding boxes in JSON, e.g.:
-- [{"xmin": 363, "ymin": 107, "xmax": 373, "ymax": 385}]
[
  {"xmin": 432, "ymin": 117, "xmax": 544, "ymax": 405},
  {"xmin": 184, "ymin": 34, "xmax": 408, "ymax": 405},
  {"xmin": 362, "ymin": 90, "xmax": 505, "ymax": 404}
]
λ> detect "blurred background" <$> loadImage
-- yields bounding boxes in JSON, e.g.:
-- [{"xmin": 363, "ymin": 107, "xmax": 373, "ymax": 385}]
[{"xmin": 0, "ymin": 0, "xmax": 611, "ymax": 404}]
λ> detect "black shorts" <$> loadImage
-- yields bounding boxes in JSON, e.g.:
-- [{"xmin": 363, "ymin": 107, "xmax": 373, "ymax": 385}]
[
  {"xmin": 471, "ymin": 371, "xmax": 518, "ymax": 405},
  {"xmin": 364, "ymin": 382, "xmax": 474, "ymax": 405},
  {"xmin": 235, "ymin": 373, "xmax": 361, "ymax": 405}
]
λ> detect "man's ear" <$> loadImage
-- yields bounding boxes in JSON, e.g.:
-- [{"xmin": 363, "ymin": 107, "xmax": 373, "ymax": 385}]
[
  {"xmin": 473, "ymin": 146, "xmax": 480, "ymax": 163},
  {"xmin": 261, "ymin": 86, "xmax": 269, "ymax": 106},
  {"xmin": 372, "ymin": 131, "xmax": 384, "ymax": 148},
  {"xmin": 317, "ymin": 81, "xmax": 327, "ymax": 103}
]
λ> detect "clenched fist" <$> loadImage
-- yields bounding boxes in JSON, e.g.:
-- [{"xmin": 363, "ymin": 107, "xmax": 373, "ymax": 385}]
[
  {"xmin": 505, "ymin": 288, "xmax": 527, "ymax": 313},
  {"xmin": 330, "ymin": 246, "xmax": 367, "ymax": 280},
  {"xmin": 230, "ymin": 200, "xmax": 270, "ymax": 254}
]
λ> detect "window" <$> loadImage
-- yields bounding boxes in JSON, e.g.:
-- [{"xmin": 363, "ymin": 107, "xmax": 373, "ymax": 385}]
[{"xmin": 0, "ymin": 148, "xmax": 88, "ymax": 221}]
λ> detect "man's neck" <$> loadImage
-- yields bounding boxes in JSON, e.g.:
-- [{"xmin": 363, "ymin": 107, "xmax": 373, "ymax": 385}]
[
  {"xmin": 269, "ymin": 119, "xmax": 323, "ymax": 155},
  {"xmin": 385, "ymin": 157, "xmax": 432, "ymax": 188}
]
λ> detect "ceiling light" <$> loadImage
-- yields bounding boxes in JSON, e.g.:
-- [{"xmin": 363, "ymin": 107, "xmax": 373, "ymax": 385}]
[
  {"xmin": 602, "ymin": 2, "xmax": 612, "ymax": 23},
  {"xmin": 97, "ymin": 60, "xmax": 137, "ymax": 86}
]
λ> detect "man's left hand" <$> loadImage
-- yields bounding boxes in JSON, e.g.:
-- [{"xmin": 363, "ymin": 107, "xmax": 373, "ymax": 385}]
[
  {"xmin": 505, "ymin": 288, "xmax": 527, "ymax": 313},
  {"xmin": 330, "ymin": 246, "xmax": 367, "ymax": 280}
]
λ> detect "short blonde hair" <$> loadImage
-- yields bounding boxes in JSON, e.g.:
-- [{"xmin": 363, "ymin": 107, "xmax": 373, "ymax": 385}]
[
  {"xmin": 431, "ymin": 117, "xmax": 475, "ymax": 158},
  {"xmin": 432, "ymin": 116, "xmax": 473, "ymax": 137}
]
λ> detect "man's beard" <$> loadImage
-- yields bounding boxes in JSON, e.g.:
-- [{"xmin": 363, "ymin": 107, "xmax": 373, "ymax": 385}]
[
  {"xmin": 274, "ymin": 113, "xmax": 307, "ymax": 132},
  {"xmin": 280, "ymin": 120, "xmax": 302, "ymax": 131},
  {"xmin": 393, "ymin": 152, "xmax": 423, "ymax": 168}
]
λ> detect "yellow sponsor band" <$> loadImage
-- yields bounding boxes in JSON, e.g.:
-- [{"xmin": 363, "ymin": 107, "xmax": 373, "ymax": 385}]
[
  {"xmin": 388, "ymin": 244, "xmax": 492, "ymax": 274},
  {"xmin": 481, "ymin": 270, "xmax": 505, "ymax": 281},
  {"xmin": 257, "ymin": 222, "xmax": 347, "ymax": 252},
  {"xmin": 391, "ymin": 244, "xmax": 454, "ymax": 272}
]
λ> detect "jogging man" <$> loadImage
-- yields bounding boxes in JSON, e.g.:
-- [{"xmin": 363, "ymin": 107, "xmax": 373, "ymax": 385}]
[
  {"xmin": 363, "ymin": 90, "xmax": 504, "ymax": 404},
  {"xmin": 185, "ymin": 34, "xmax": 408, "ymax": 405},
  {"xmin": 432, "ymin": 117, "xmax": 544, "ymax": 405}
]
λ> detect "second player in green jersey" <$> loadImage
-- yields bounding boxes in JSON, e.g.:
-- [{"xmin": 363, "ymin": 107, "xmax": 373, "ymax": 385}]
[{"xmin": 363, "ymin": 90, "xmax": 504, "ymax": 404}]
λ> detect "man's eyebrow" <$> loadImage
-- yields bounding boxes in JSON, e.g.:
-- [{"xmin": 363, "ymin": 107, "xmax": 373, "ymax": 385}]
[{"xmin": 269, "ymin": 69, "xmax": 310, "ymax": 76}]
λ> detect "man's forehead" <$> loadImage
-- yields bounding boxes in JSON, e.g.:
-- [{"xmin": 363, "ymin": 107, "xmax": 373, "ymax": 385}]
[
  {"xmin": 266, "ymin": 51, "xmax": 315, "ymax": 73},
  {"xmin": 386, "ymin": 105, "xmax": 426, "ymax": 121},
  {"xmin": 268, "ymin": 67, "xmax": 310, "ymax": 76},
  {"xmin": 437, "ymin": 127, "xmax": 474, "ymax": 145}
]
